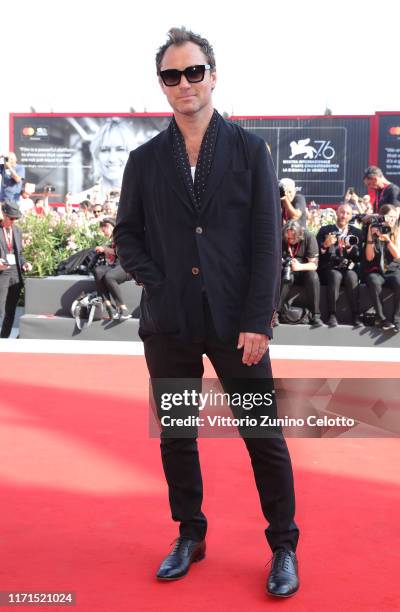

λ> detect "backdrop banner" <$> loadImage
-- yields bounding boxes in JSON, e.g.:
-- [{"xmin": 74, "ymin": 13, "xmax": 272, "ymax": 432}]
[
  {"xmin": 377, "ymin": 112, "xmax": 400, "ymax": 182},
  {"xmin": 232, "ymin": 116, "xmax": 371, "ymax": 204},
  {"xmin": 9, "ymin": 111, "xmax": 400, "ymax": 206},
  {"xmin": 10, "ymin": 113, "xmax": 171, "ymax": 203}
]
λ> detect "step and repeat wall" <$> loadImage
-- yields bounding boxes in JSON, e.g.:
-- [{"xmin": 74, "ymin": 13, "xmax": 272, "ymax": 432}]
[
  {"xmin": 232, "ymin": 116, "xmax": 371, "ymax": 205},
  {"xmin": 9, "ymin": 111, "xmax": 400, "ymax": 205},
  {"xmin": 377, "ymin": 112, "xmax": 400, "ymax": 185},
  {"xmin": 9, "ymin": 113, "xmax": 171, "ymax": 203}
]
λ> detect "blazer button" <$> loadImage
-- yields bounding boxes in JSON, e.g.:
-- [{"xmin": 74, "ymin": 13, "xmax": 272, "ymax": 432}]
[
  {"xmin": 195, "ymin": 226, "xmax": 203, "ymax": 234},
  {"xmin": 191, "ymin": 267, "xmax": 200, "ymax": 275}
]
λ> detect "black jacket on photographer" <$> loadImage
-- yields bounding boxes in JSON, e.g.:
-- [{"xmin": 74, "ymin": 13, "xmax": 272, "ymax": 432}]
[{"xmin": 317, "ymin": 224, "xmax": 363, "ymax": 275}]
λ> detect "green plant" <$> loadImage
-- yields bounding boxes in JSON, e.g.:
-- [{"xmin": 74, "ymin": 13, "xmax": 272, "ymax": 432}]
[{"xmin": 18, "ymin": 212, "xmax": 107, "ymax": 277}]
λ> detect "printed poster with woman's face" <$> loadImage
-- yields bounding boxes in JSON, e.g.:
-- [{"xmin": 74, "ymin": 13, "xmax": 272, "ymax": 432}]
[{"xmin": 10, "ymin": 114, "xmax": 172, "ymax": 203}]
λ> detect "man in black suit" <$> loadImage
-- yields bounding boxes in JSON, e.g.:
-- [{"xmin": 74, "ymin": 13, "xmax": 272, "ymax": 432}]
[
  {"xmin": 316, "ymin": 203, "xmax": 363, "ymax": 327},
  {"xmin": 0, "ymin": 201, "xmax": 32, "ymax": 337},
  {"xmin": 114, "ymin": 27, "xmax": 299, "ymax": 598}
]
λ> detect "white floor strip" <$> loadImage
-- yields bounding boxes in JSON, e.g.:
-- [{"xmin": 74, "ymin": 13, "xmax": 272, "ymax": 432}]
[
  {"xmin": 0, "ymin": 339, "xmax": 144, "ymax": 355},
  {"xmin": 0, "ymin": 338, "xmax": 400, "ymax": 362},
  {"xmin": 271, "ymin": 344, "xmax": 400, "ymax": 362}
]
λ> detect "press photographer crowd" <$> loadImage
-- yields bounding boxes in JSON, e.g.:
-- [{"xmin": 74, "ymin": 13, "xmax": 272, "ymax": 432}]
[{"xmin": 1, "ymin": 150, "xmax": 400, "ymax": 337}]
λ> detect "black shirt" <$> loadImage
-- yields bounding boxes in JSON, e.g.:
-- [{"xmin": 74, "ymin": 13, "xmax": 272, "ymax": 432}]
[
  {"xmin": 375, "ymin": 182, "xmax": 400, "ymax": 211},
  {"xmin": 364, "ymin": 235, "xmax": 400, "ymax": 275},
  {"xmin": 282, "ymin": 230, "xmax": 318, "ymax": 263},
  {"xmin": 282, "ymin": 193, "xmax": 307, "ymax": 228}
]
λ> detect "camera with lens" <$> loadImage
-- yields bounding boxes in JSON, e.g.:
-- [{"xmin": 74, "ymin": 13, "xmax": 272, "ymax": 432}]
[
  {"xmin": 279, "ymin": 184, "xmax": 287, "ymax": 198},
  {"xmin": 372, "ymin": 220, "xmax": 391, "ymax": 235},
  {"xmin": 0, "ymin": 155, "xmax": 9, "ymax": 165},
  {"xmin": 332, "ymin": 231, "xmax": 359, "ymax": 248},
  {"xmin": 44, "ymin": 185, "xmax": 56, "ymax": 193},
  {"xmin": 282, "ymin": 257, "xmax": 294, "ymax": 283},
  {"xmin": 344, "ymin": 234, "xmax": 359, "ymax": 247},
  {"xmin": 87, "ymin": 250, "xmax": 106, "ymax": 272},
  {"xmin": 328, "ymin": 231, "xmax": 359, "ymax": 270},
  {"xmin": 353, "ymin": 213, "xmax": 390, "ymax": 235}
]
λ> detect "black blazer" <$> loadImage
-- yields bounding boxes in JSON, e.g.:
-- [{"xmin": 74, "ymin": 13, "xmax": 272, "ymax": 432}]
[
  {"xmin": 316, "ymin": 223, "xmax": 363, "ymax": 273},
  {"xmin": 0, "ymin": 223, "xmax": 25, "ymax": 279},
  {"xmin": 114, "ymin": 117, "xmax": 281, "ymax": 341}
]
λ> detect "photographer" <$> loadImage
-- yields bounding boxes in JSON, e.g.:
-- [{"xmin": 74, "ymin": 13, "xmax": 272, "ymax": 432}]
[
  {"xmin": 32, "ymin": 195, "xmax": 50, "ymax": 217},
  {"xmin": 0, "ymin": 153, "xmax": 25, "ymax": 203},
  {"xmin": 344, "ymin": 187, "xmax": 364, "ymax": 213},
  {"xmin": 276, "ymin": 220, "xmax": 323, "ymax": 327},
  {"xmin": 92, "ymin": 218, "xmax": 133, "ymax": 320},
  {"xmin": 0, "ymin": 201, "xmax": 32, "ymax": 337},
  {"xmin": 364, "ymin": 204, "xmax": 400, "ymax": 331},
  {"xmin": 279, "ymin": 178, "xmax": 307, "ymax": 228},
  {"xmin": 363, "ymin": 166, "xmax": 400, "ymax": 212},
  {"xmin": 317, "ymin": 203, "xmax": 363, "ymax": 327}
]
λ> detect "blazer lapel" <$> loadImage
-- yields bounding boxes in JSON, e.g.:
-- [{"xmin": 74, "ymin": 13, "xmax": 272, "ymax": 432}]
[
  {"xmin": 200, "ymin": 118, "xmax": 233, "ymax": 214},
  {"xmin": 154, "ymin": 127, "xmax": 197, "ymax": 214},
  {"xmin": 0, "ymin": 226, "xmax": 6, "ymax": 259}
]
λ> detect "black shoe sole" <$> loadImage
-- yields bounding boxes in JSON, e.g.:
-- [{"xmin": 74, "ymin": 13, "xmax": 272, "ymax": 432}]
[
  {"xmin": 267, "ymin": 586, "xmax": 299, "ymax": 598},
  {"xmin": 156, "ymin": 553, "xmax": 206, "ymax": 581}
]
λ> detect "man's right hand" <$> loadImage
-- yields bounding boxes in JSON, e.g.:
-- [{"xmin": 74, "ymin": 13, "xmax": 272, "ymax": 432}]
[
  {"xmin": 0, "ymin": 261, "xmax": 10, "ymax": 271},
  {"xmin": 237, "ymin": 332, "xmax": 269, "ymax": 366},
  {"xmin": 323, "ymin": 233, "xmax": 337, "ymax": 248}
]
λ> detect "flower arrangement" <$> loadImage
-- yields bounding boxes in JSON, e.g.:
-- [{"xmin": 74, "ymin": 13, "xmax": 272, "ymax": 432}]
[{"xmin": 18, "ymin": 212, "xmax": 107, "ymax": 277}]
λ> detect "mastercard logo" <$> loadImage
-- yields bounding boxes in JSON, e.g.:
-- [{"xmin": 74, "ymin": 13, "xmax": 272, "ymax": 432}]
[
  {"xmin": 22, "ymin": 127, "xmax": 35, "ymax": 136},
  {"xmin": 389, "ymin": 126, "xmax": 400, "ymax": 136}
]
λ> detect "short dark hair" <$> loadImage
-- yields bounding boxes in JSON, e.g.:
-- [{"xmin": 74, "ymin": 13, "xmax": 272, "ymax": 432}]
[
  {"xmin": 155, "ymin": 27, "xmax": 216, "ymax": 74},
  {"xmin": 100, "ymin": 217, "xmax": 116, "ymax": 228},
  {"xmin": 379, "ymin": 204, "xmax": 397, "ymax": 216},
  {"xmin": 363, "ymin": 166, "xmax": 383, "ymax": 179}
]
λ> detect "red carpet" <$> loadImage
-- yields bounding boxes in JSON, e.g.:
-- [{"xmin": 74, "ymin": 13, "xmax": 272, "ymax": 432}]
[{"xmin": 0, "ymin": 353, "xmax": 399, "ymax": 611}]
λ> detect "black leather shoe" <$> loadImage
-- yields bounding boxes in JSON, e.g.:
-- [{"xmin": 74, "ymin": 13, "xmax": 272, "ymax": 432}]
[
  {"xmin": 156, "ymin": 537, "xmax": 206, "ymax": 581},
  {"xmin": 310, "ymin": 314, "xmax": 324, "ymax": 329},
  {"xmin": 266, "ymin": 549, "xmax": 299, "ymax": 598}
]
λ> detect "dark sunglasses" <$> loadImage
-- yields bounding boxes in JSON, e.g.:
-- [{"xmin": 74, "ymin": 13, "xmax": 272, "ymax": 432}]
[{"xmin": 159, "ymin": 64, "xmax": 211, "ymax": 87}]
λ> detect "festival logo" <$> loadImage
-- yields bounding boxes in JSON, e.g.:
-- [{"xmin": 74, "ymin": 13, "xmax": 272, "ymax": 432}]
[{"xmin": 289, "ymin": 138, "xmax": 335, "ymax": 160}]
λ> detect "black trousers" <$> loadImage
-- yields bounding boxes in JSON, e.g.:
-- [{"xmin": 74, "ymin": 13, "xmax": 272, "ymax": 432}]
[
  {"xmin": 0, "ymin": 268, "xmax": 22, "ymax": 338},
  {"xmin": 366, "ymin": 271, "xmax": 400, "ymax": 324},
  {"xmin": 93, "ymin": 265, "xmax": 131, "ymax": 306},
  {"xmin": 142, "ymin": 297, "xmax": 299, "ymax": 552},
  {"xmin": 319, "ymin": 268, "xmax": 359, "ymax": 315},
  {"xmin": 278, "ymin": 270, "xmax": 320, "ymax": 315}
]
